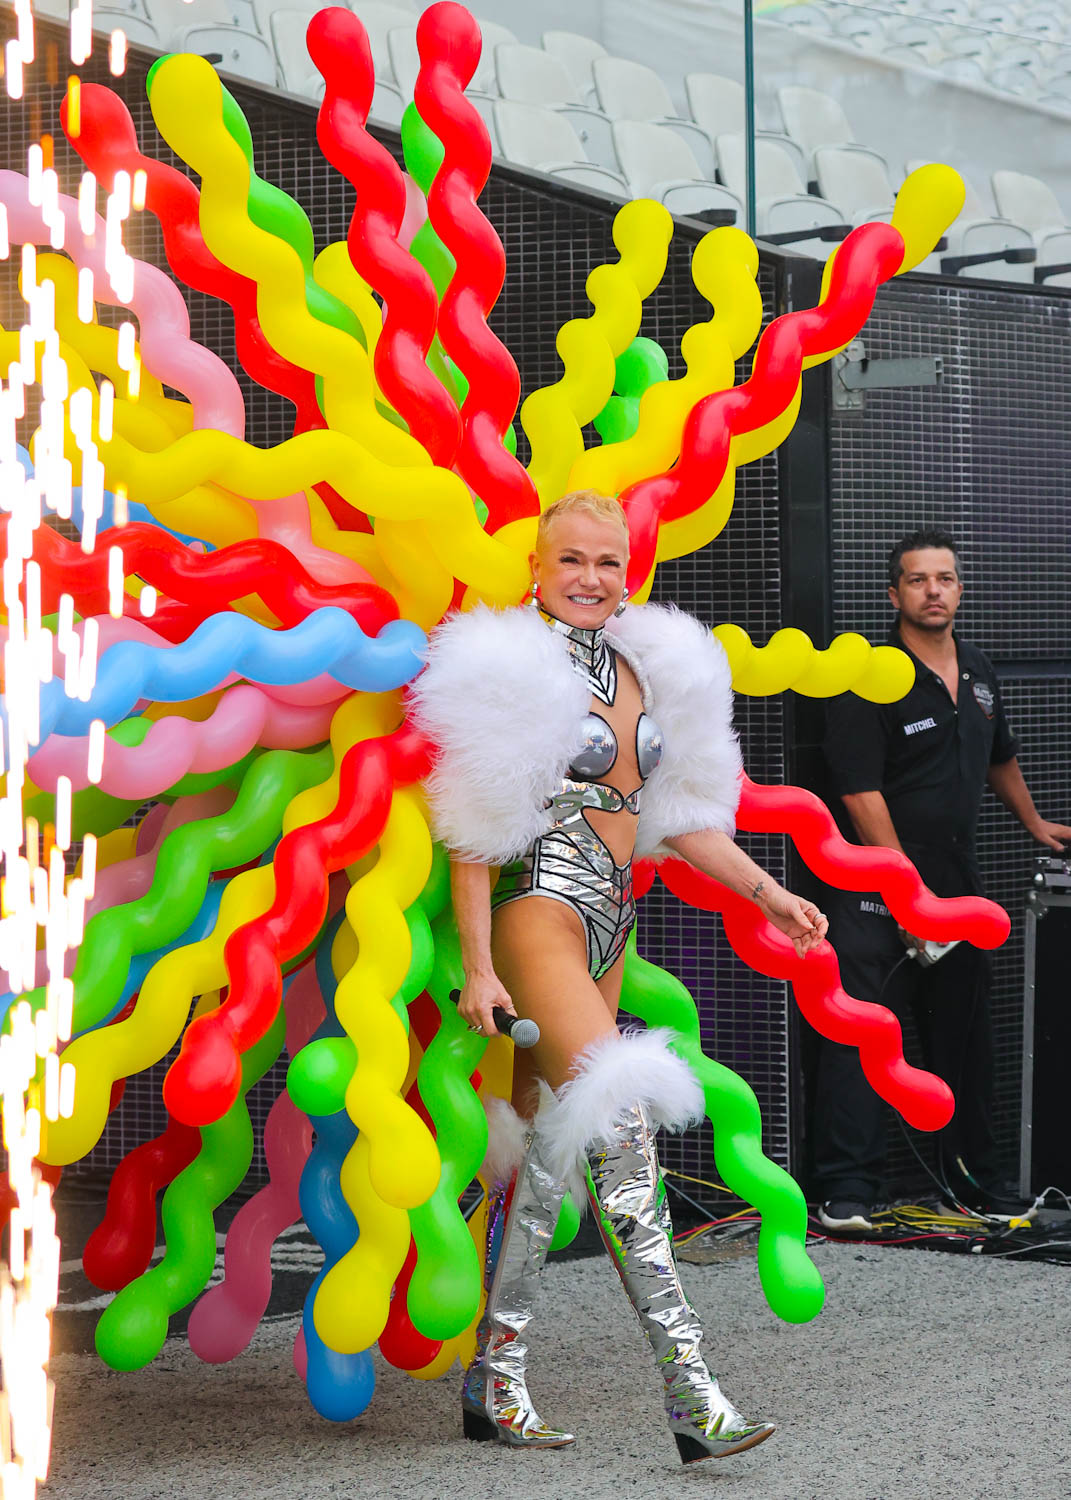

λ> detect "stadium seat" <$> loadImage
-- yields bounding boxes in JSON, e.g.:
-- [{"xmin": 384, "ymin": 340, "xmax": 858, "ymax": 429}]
[
  {"xmin": 776, "ymin": 85, "xmax": 887, "ymax": 188},
  {"xmin": 883, "ymin": 17, "xmax": 944, "ymax": 64},
  {"xmin": 469, "ymin": 16, "xmax": 516, "ymax": 94},
  {"xmin": 715, "ymin": 133, "xmax": 848, "ymax": 253},
  {"xmin": 593, "ymin": 57, "xmax": 715, "ymax": 174},
  {"xmin": 272, "ymin": 8, "xmax": 321, "ymax": 95},
  {"xmin": 93, "ymin": 9, "xmax": 160, "ymax": 45},
  {"xmin": 349, "ymin": 1, "xmax": 413, "ymax": 82},
  {"xmin": 541, "ymin": 28, "xmax": 607, "ymax": 102},
  {"xmin": 685, "ymin": 72, "xmax": 807, "ymax": 180},
  {"xmin": 992, "ymin": 168, "xmax": 1071, "ymax": 283},
  {"xmin": 813, "ymin": 143, "xmax": 897, "ymax": 223},
  {"xmin": 495, "ymin": 44, "xmax": 616, "ymax": 169},
  {"xmin": 816, "ymin": 144, "xmax": 942, "ymax": 270},
  {"xmin": 774, "ymin": 4, "xmax": 833, "ymax": 32},
  {"xmin": 146, "ymin": 0, "xmax": 250, "ymax": 47},
  {"xmin": 906, "ymin": 157, "xmax": 1037, "ymax": 279},
  {"xmin": 250, "ymin": 0, "xmax": 315, "ymax": 42},
  {"xmin": 832, "ymin": 9, "xmax": 887, "ymax": 49},
  {"xmin": 611, "ymin": 119, "xmax": 742, "ymax": 222},
  {"xmin": 493, "ymin": 100, "xmax": 628, "ymax": 197},
  {"xmin": 173, "ymin": 22, "xmax": 277, "ymax": 84}
]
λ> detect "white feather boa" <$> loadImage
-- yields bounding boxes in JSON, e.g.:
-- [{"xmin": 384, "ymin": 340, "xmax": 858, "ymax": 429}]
[{"xmin": 407, "ymin": 602, "xmax": 742, "ymax": 865}]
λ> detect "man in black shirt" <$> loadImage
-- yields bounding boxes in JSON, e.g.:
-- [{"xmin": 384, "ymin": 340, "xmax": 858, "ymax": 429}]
[{"xmin": 813, "ymin": 527, "xmax": 1071, "ymax": 1231}]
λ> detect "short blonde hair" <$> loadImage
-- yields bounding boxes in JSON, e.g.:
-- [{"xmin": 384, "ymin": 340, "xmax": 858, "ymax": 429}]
[{"xmin": 536, "ymin": 490, "xmax": 630, "ymax": 553}]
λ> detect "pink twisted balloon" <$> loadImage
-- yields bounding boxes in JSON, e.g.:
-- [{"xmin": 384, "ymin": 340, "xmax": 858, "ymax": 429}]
[
  {"xmin": 0, "ymin": 170, "xmax": 245, "ymax": 436},
  {"xmin": 186, "ymin": 927, "xmax": 333, "ymax": 1363},
  {"xmin": 29, "ymin": 684, "xmax": 342, "ymax": 798}
]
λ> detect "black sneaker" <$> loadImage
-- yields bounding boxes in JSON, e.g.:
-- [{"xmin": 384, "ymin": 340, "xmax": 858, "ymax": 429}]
[{"xmin": 818, "ymin": 1200, "xmax": 874, "ymax": 1232}]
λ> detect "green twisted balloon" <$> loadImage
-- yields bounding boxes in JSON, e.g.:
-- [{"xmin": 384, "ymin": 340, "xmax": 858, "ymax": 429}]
[
  {"xmin": 620, "ymin": 934, "xmax": 824, "ymax": 1324},
  {"xmin": 8, "ymin": 745, "xmax": 332, "ymax": 1037},
  {"xmin": 405, "ymin": 913, "xmax": 485, "ymax": 1340}
]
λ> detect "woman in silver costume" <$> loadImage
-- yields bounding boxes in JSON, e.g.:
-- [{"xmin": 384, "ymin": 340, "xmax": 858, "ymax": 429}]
[{"xmin": 409, "ymin": 491, "xmax": 827, "ymax": 1466}]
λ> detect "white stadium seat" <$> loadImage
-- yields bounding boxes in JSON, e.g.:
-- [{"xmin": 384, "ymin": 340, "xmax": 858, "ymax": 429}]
[
  {"xmin": 541, "ymin": 28, "xmax": 607, "ymax": 102},
  {"xmin": 496, "ymin": 43, "xmax": 615, "ymax": 169},
  {"xmin": 715, "ymin": 133, "xmax": 848, "ymax": 255},
  {"xmin": 611, "ymin": 119, "xmax": 741, "ymax": 222},
  {"xmin": 593, "ymin": 56, "xmax": 715, "ymax": 173},
  {"xmin": 93, "ymin": 9, "xmax": 160, "ymax": 44},
  {"xmin": 992, "ymin": 168, "xmax": 1071, "ymax": 283},
  {"xmin": 906, "ymin": 158, "xmax": 1037, "ymax": 279},
  {"xmin": 469, "ymin": 16, "xmax": 516, "ymax": 94},
  {"xmin": 174, "ymin": 22, "xmax": 277, "ymax": 84},
  {"xmin": 493, "ymin": 100, "xmax": 627, "ymax": 197},
  {"xmin": 685, "ymin": 72, "xmax": 807, "ymax": 180},
  {"xmin": 272, "ymin": 7, "xmax": 320, "ymax": 96}
]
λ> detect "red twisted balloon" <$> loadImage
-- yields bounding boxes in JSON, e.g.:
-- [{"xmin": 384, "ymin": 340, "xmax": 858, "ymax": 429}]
[
  {"xmin": 59, "ymin": 84, "xmax": 323, "ymax": 429},
  {"xmin": 737, "ymin": 776, "xmax": 1010, "ymax": 947},
  {"xmin": 414, "ymin": 1, "xmax": 539, "ymax": 531},
  {"xmin": 308, "ymin": 8, "xmax": 462, "ymax": 471},
  {"xmin": 82, "ymin": 1115, "xmax": 202, "ymax": 1290},
  {"xmin": 622, "ymin": 222, "xmax": 907, "ymax": 594},
  {"xmin": 163, "ymin": 724, "xmax": 433, "ymax": 1127},
  {"xmin": 10, "ymin": 520, "xmax": 395, "ymax": 633},
  {"xmin": 647, "ymin": 858, "xmax": 954, "ymax": 1131}
]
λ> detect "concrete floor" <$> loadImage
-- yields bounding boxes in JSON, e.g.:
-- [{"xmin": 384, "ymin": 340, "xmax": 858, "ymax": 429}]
[{"xmin": 44, "ymin": 1236, "xmax": 1071, "ymax": 1500}]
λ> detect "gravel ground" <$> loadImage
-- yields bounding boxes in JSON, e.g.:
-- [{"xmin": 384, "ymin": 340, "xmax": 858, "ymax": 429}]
[{"xmin": 44, "ymin": 1237, "xmax": 1071, "ymax": 1500}]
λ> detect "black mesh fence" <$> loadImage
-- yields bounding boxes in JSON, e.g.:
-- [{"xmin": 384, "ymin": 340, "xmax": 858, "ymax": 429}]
[
  {"xmin": 0, "ymin": 28, "xmax": 790, "ymax": 1200},
  {"xmin": 4, "ymin": 25, "xmax": 1068, "ymax": 1212},
  {"xmin": 826, "ymin": 273, "xmax": 1071, "ymax": 1195}
]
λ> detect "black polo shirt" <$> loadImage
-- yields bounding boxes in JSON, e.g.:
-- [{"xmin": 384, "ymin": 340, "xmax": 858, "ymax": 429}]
[{"xmin": 823, "ymin": 624, "xmax": 1018, "ymax": 897}]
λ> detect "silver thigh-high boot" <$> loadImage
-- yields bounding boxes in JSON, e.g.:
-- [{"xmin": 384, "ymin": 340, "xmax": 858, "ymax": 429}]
[
  {"xmin": 540, "ymin": 1029, "xmax": 774, "ymax": 1466},
  {"xmin": 460, "ymin": 1098, "xmax": 575, "ymax": 1448}
]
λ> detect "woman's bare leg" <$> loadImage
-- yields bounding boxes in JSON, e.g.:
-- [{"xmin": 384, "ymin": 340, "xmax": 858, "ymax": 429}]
[{"xmin": 492, "ymin": 898, "xmax": 621, "ymax": 1108}]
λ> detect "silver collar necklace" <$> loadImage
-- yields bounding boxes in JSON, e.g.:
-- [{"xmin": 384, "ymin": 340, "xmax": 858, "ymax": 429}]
[{"xmin": 537, "ymin": 606, "xmax": 617, "ymax": 706}]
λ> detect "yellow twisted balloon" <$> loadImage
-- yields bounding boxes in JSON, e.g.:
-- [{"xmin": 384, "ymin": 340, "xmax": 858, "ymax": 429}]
[
  {"xmin": 568, "ymin": 227, "xmax": 761, "ymax": 498},
  {"xmin": 314, "ymin": 790, "xmax": 438, "ymax": 1353},
  {"xmin": 715, "ymin": 625, "xmax": 915, "ymax": 702},
  {"xmin": 518, "ymin": 199, "xmax": 674, "ymax": 512}
]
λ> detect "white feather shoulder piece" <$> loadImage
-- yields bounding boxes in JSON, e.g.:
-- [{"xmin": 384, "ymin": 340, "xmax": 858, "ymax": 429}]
[
  {"xmin": 607, "ymin": 603, "xmax": 742, "ymax": 857},
  {"xmin": 407, "ymin": 606, "xmax": 588, "ymax": 864}
]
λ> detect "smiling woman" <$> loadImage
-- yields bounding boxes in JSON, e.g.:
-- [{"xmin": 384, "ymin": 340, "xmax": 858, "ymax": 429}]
[{"xmin": 408, "ymin": 489, "xmax": 828, "ymax": 1465}]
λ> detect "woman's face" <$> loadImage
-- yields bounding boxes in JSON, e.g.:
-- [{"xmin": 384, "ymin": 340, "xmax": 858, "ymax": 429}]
[{"xmin": 529, "ymin": 513, "xmax": 629, "ymax": 629}]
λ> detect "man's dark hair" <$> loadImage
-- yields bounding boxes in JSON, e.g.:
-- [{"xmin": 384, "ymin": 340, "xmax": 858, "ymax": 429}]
[{"xmin": 887, "ymin": 528, "xmax": 960, "ymax": 589}]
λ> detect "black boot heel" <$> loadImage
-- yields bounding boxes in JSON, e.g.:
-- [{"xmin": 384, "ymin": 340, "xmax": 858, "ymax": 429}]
[
  {"xmin": 674, "ymin": 1433, "xmax": 709, "ymax": 1464},
  {"xmin": 463, "ymin": 1408, "xmax": 499, "ymax": 1443},
  {"xmin": 674, "ymin": 1424, "xmax": 776, "ymax": 1464}
]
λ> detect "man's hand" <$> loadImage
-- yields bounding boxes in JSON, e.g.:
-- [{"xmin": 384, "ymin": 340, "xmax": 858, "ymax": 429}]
[
  {"xmin": 897, "ymin": 925, "xmax": 922, "ymax": 952},
  {"xmin": 1031, "ymin": 819, "xmax": 1071, "ymax": 853},
  {"xmin": 758, "ymin": 887, "xmax": 829, "ymax": 957}
]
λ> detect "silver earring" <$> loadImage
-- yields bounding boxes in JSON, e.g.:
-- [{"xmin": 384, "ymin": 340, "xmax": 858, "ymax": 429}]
[
  {"xmin": 614, "ymin": 587, "xmax": 629, "ymax": 617},
  {"xmin": 528, "ymin": 579, "xmax": 540, "ymax": 608}
]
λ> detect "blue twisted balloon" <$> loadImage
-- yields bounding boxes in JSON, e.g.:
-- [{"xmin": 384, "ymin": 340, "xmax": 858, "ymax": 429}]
[
  {"xmin": 10, "ymin": 609, "xmax": 426, "ymax": 751},
  {"xmin": 298, "ymin": 910, "xmax": 372, "ymax": 1421}
]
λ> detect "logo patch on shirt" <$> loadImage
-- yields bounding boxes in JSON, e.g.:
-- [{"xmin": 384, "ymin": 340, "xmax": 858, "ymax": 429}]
[
  {"xmin": 972, "ymin": 680, "xmax": 995, "ymax": 719},
  {"xmin": 903, "ymin": 717, "xmax": 938, "ymax": 736}
]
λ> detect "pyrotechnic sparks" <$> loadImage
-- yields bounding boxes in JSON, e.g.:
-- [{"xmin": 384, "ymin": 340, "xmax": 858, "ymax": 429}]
[{"xmin": 0, "ymin": 4, "xmax": 136, "ymax": 1492}]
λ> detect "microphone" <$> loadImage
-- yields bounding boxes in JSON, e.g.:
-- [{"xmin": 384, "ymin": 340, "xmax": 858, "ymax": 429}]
[{"xmin": 449, "ymin": 992, "xmax": 541, "ymax": 1048}]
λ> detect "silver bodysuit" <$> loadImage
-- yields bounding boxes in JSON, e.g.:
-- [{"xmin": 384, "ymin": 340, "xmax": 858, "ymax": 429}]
[{"xmin": 490, "ymin": 609, "xmax": 664, "ymax": 979}]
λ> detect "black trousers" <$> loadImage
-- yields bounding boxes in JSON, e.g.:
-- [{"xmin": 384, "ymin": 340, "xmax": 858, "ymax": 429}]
[{"xmin": 810, "ymin": 891, "xmax": 1000, "ymax": 1203}]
